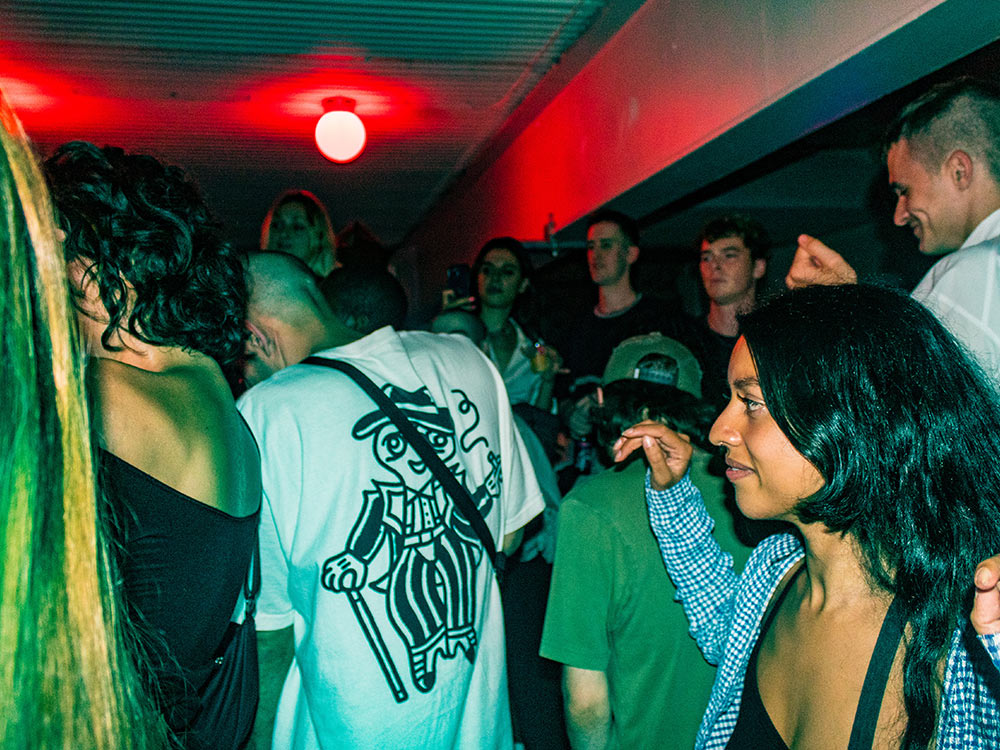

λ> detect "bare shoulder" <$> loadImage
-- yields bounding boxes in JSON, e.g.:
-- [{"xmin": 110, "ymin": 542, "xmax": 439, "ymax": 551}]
[
  {"xmin": 91, "ymin": 355, "xmax": 260, "ymax": 516},
  {"xmin": 88, "ymin": 357, "xmax": 175, "ymax": 453}
]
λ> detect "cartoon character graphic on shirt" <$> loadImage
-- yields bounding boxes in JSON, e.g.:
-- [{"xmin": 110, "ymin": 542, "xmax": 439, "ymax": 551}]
[{"xmin": 320, "ymin": 383, "xmax": 501, "ymax": 702}]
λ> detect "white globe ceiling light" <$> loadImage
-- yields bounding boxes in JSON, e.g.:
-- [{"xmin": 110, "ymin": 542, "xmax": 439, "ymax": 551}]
[{"xmin": 315, "ymin": 96, "xmax": 366, "ymax": 163}]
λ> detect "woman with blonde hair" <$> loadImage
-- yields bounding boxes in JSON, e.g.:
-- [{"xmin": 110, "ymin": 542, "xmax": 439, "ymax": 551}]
[
  {"xmin": 0, "ymin": 92, "xmax": 170, "ymax": 747},
  {"xmin": 260, "ymin": 189, "xmax": 338, "ymax": 276}
]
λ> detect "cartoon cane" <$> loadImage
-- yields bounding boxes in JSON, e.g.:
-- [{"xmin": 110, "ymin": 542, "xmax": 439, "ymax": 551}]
[{"xmin": 327, "ymin": 565, "xmax": 408, "ymax": 703}]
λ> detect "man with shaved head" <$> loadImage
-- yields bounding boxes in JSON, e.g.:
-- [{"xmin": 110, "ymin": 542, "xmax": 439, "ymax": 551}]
[
  {"xmin": 238, "ymin": 252, "xmax": 543, "ymax": 749},
  {"xmin": 242, "ymin": 253, "xmax": 359, "ymax": 387},
  {"xmin": 787, "ymin": 77, "xmax": 1000, "ymax": 381}
]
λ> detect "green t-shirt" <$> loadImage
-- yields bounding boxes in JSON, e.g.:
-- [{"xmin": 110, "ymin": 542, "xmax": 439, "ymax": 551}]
[{"xmin": 539, "ymin": 452, "xmax": 751, "ymax": 749}]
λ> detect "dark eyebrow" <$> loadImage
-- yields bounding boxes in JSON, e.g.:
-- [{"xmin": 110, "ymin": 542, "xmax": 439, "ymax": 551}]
[{"xmin": 733, "ymin": 377, "xmax": 760, "ymax": 390}]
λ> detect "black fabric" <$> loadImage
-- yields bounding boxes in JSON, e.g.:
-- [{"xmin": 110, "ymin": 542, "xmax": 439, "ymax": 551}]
[
  {"xmin": 552, "ymin": 295, "xmax": 706, "ymax": 393},
  {"xmin": 726, "ymin": 567, "xmax": 803, "ymax": 750},
  {"xmin": 187, "ymin": 536, "xmax": 260, "ymax": 750},
  {"xmin": 727, "ymin": 567, "xmax": 906, "ymax": 750},
  {"xmin": 846, "ymin": 596, "xmax": 906, "ymax": 750},
  {"xmin": 99, "ymin": 450, "xmax": 259, "ymax": 748},
  {"xmin": 500, "ymin": 556, "xmax": 569, "ymax": 750},
  {"xmin": 302, "ymin": 356, "xmax": 503, "ymax": 578},
  {"xmin": 695, "ymin": 320, "xmax": 739, "ymax": 410}
]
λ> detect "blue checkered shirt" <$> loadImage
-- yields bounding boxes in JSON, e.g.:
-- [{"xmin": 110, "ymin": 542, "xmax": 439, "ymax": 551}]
[{"xmin": 646, "ymin": 471, "xmax": 1000, "ymax": 749}]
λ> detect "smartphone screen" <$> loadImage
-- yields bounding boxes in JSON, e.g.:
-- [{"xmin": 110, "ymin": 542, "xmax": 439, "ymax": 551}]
[{"xmin": 446, "ymin": 263, "xmax": 472, "ymax": 299}]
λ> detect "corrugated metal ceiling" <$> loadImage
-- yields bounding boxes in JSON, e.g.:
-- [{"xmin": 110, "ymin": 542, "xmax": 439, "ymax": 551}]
[{"xmin": 2, "ymin": 0, "xmax": 626, "ymax": 247}]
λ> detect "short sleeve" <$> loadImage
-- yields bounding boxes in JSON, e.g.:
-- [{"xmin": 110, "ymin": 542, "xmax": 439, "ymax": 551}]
[
  {"xmin": 238, "ymin": 388, "xmax": 298, "ymax": 631},
  {"xmin": 539, "ymin": 498, "xmax": 617, "ymax": 670},
  {"xmin": 493, "ymin": 364, "xmax": 545, "ymax": 536}
]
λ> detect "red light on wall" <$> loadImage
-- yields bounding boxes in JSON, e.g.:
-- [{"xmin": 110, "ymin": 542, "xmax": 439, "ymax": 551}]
[{"xmin": 315, "ymin": 96, "xmax": 366, "ymax": 163}]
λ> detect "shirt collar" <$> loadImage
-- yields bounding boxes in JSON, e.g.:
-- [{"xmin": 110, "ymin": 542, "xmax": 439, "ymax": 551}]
[{"xmin": 961, "ymin": 207, "xmax": 1000, "ymax": 249}]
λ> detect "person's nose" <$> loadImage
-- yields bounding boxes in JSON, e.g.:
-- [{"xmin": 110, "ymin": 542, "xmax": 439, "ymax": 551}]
[
  {"xmin": 709, "ymin": 402, "xmax": 741, "ymax": 448},
  {"xmin": 893, "ymin": 196, "xmax": 910, "ymax": 227}
]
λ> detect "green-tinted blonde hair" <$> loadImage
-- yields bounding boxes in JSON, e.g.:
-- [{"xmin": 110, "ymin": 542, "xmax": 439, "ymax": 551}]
[{"xmin": 0, "ymin": 89, "xmax": 170, "ymax": 749}]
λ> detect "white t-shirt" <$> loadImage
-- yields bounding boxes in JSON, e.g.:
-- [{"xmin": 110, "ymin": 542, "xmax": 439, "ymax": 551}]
[
  {"xmin": 238, "ymin": 327, "xmax": 544, "ymax": 750},
  {"xmin": 913, "ymin": 208, "xmax": 1000, "ymax": 384}
]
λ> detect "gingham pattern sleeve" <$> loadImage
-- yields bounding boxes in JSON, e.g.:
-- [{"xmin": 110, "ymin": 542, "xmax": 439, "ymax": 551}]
[
  {"xmin": 645, "ymin": 470, "xmax": 739, "ymax": 666},
  {"xmin": 980, "ymin": 632, "xmax": 1000, "ymax": 667}
]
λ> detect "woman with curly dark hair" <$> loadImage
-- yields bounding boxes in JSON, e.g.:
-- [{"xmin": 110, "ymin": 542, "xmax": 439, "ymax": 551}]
[
  {"xmin": 45, "ymin": 141, "xmax": 262, "ymax": 749},
  {"xmin": 616, "ymin": 284, "xmax": 1000, "ymax": 749}
]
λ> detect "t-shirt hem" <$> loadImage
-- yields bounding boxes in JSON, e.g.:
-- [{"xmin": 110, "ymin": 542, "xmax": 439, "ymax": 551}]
[
  {"xmin": 537, "ymin": 643, "xmax": 609, "ymax": 671},
  {"xmin": 504, "ymin": 493, "xmax": 545, "ymax": 536},
  {"xmin": 256, "ymin": 611, "xmax": 295, "ymax": 631}
]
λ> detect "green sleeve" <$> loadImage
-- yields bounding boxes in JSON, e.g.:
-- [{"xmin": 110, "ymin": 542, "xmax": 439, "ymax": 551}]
[{"xmin": 539, "ymin": 496, "xmax": 619, "ymax": 670}]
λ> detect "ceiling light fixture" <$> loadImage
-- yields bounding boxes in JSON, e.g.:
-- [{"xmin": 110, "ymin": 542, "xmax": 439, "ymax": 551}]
[{"xmin": 315, "ymin": 96, "xmax": 366, "ymax": 163}]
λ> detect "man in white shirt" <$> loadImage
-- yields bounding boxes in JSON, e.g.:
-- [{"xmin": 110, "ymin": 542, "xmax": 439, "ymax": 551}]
[
  {"xmin": 787, "ymin": 77, "xmax": 1000, "ymax": 381},
  {"xmin": 238, "ymin": 253, "xmax": 544, "ymax": 749}
]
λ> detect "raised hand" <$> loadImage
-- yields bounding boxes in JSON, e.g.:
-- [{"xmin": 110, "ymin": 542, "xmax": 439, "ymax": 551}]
[
  {"xmin": 612, "ymin": 420, "xmax": 693, "ymax": 490},
  {"xmin": 440, "ymin": 289, "xmax": 476, "ymax": 312},
  {"xmin": 972, "ymin": 554, "xmax": 1000, "ymax": 636},
  {"xmin": 785, "ymin": 234, "xmax": 858, "ymax": 289}
]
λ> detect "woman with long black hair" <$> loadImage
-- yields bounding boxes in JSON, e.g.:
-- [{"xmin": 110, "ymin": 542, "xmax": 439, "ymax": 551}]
[{"xmin": 616, "ymin": 284, "xmax": 1000, "ymax": 749}]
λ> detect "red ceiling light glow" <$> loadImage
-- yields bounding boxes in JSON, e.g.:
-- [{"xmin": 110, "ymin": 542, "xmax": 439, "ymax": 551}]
[{"xmin": 315, "ymin": 96, "xmax": 366, "ymax": 163}]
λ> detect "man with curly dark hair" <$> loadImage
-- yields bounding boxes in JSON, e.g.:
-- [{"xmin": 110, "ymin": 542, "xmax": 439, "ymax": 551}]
[{"xmin": 45, "ymin": 141, "xmax": 262, "ymax": 750}]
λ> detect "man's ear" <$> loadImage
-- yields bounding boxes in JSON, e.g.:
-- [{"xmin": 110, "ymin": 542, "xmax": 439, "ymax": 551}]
[
  {"xmin": 245, "ymin": 320, "xmax": 275, "ymax": 358},
  {"xmin": 753, "ymin": 258, "xmax": 766, "ymax": 280},
  {"xmin": 627, "ymin": 245, "xmax": 640, "ymax": 265},
  {"xmin": 945, "ymin": 149, "xmax": 975, "ymax": 191}
]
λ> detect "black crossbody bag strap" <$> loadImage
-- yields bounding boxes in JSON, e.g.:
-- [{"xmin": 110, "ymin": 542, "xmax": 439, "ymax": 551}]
[
  {"xmin": 302, "ymin": 356, "xmax": 503, "ymax": 578},
  {"xmin": 244, "ymin": 526, "xmax": 260, "ymax": 618}
]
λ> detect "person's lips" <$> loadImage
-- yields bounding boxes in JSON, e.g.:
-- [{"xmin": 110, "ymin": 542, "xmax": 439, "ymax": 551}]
[{"xmin": 725, "ymin": 457, "xmax": 754, "ymax": 481}]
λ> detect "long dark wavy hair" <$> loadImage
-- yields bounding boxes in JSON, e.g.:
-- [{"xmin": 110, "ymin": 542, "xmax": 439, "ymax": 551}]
[
  {"xmin": 44, "ymin": 141, "xmax": 247, "ymax": 373},
  {"xmin": 739, "ymin": 283, "xmax": 1000, "ymax": 749}
]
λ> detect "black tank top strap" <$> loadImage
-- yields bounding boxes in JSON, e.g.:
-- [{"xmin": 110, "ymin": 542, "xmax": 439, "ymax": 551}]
[{"xmin": 846, "ymin": 596, "xmax": 906, "ymax": 750}]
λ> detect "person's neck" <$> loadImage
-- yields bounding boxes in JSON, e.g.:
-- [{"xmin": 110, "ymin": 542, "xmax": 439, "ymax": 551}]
[
  {"xmin": 706, "ymin": 293, "xmax": 755, "ymax": 337},
  {"xmin": 479, "ymin": 304, "xmax": 512, "ymax": 334},
  {"xmin": 315, "ymin": 314, "xmax": 365, "ymax": 353},
  {"xmin": 963, "ymin": 189, "xmax": 1000, "ymax": 244},
  {"xmin": 87, "ymin": 329, "xmax": 209, "ymax": 373},
  {"xmin": 795, "ymin": 522, "xmax": 889, "ymax": 614},
  {"xmin": 595, "ymin": 279, "xmax": 638, "ymax": 316}
]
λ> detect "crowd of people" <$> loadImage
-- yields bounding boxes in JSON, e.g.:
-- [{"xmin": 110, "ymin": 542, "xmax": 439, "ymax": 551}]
[{"xmin": 3, "ymin": 71, "xmax": 1000, "ymax": 750}]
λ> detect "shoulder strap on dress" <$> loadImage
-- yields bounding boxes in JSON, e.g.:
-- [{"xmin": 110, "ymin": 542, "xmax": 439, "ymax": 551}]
[{"xmin": 846, "ymin": 596, "xmax": 906, "ymax": 750}]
